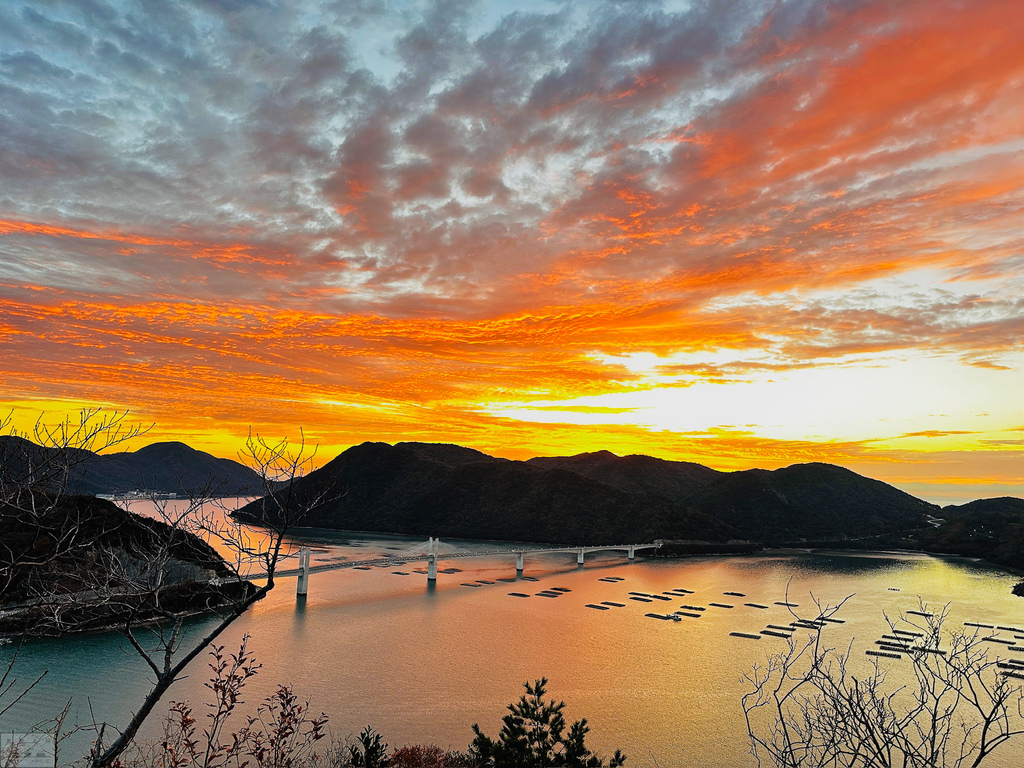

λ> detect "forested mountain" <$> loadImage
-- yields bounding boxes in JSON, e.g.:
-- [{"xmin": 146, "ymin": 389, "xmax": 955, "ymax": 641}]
[
  {"xmin": 236, "ymin": 442, "xmax": 939, "ymax": 545},
  {"xmin": 926, "ymin": 497, "xmax": 1024, "ymax": 571},
  {"xmin": 0, "ymin": 436, "xmax": 262, "ymax": 496}
]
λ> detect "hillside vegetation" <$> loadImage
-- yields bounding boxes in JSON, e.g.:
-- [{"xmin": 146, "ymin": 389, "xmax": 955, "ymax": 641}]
[
  {"xmin": 237, "ymin": 442, "xmax": 940, "ymax": 546},
  {"xmin": 0, "ymin": 435, "xmax": 263, "ymax": 496}
]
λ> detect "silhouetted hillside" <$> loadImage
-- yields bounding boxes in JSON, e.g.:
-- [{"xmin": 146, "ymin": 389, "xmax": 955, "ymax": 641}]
[
  {"xmin": 926, "ymin": 497, "xmax": 1024, "ymax": 571},
  {"xmin": 0, "ymin": 494, "xmax": 251, "ymax": 635},
  {"xmin": 685, "ymin": 463, "xmax": 939, "ymax": 543},
  {"xmin": 0, "ymin": 436, "xmax": 263, "ymax": 496},
  {"xmin": 527, "ymin": 450, "xmax": 722, "ymax": 501},
  {"xmin": 236, "ymin": 443, "xmax": 934, "ymax": 546}
]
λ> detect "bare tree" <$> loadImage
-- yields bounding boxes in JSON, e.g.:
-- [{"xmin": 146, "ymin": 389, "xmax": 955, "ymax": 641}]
[
  {"xmin": 1, "ymin": 409, "xmax": 151, "ymax": 728},
  {"xmin": 742, "ymin": 598, "xmax": 1024, "ymax": 768},
  {"xmin": 0, "ymin": 408, "xmax": 150, "ymax": 598},
  {"xmin": 87, "ymin": 428, "xmax": 338, "ymax": 768},
  {"xmin": 1, "ymin": 414, "xmax": 340, "ymax": 766}
]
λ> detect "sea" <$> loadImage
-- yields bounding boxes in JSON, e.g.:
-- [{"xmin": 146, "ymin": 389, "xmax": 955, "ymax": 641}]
[{"xmin": 2, "ymin": 499, "xmax": 1023, "ymax": 767}]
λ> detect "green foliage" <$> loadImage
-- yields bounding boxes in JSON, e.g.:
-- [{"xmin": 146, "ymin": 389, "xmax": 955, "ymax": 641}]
[
  {"xmin": 469, "ymin": 679, "xmax": 625, "ymax": 768},
  {"xmin": 348, "ymin": 727, "xmax": 389, "ymax": 768}
]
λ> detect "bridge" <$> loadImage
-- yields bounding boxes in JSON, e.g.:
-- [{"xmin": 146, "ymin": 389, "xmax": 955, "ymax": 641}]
[{"xmin": 275, "ymin": 538, "xmax": 662, "ymax": 595}]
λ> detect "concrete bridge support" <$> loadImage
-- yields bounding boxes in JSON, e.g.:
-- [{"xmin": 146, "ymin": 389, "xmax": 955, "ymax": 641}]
[
  {"xmin": 577, "ymin": 547, "xmax": 585, "ymax": 565},
  {"xmin": 296, "ymin": 546, "xmax": 311, "ymax": 596},
  {"xmin": 516, "ymin": 552, "xmax": 524, "ymax": 573},
  {"xmin": 628, "ymin": 545, "xmax": 635, "ymax": 562},
  {"xmin": 427, "ymin": 537, "xmax": 438, "ymax": 581}
]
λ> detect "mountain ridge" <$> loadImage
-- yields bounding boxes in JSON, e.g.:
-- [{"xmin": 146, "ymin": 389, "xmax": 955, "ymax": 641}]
[
  {"xmin": 0, "ymin": 435, "xmax": 263, "ymax": 496},
  {"xmin": 236, "ymin": 441, "xmax": 947, "ymax": 546}
]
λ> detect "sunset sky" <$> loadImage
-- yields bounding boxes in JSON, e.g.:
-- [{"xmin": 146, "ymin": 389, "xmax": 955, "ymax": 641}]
[{"xmin": 2, "ymin": 0, "xmax": 1023, "ymax": 504}]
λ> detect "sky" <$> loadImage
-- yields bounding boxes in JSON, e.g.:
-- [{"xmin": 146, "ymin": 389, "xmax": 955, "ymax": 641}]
[{"xmin": 1, "ymin": 0, "xmax": 1023, "ymax": 505}]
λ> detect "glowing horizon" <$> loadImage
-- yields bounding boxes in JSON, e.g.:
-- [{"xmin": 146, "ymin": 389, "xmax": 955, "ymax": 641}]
[{"xmin": 2, "ymin": 0, "xmax": 1023, "ymax": 506}]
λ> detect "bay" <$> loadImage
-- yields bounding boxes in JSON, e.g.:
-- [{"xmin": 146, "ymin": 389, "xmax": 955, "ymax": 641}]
[{"xmin": 3, "ymin": 503, "xmax": 1023, "ymax": 767}]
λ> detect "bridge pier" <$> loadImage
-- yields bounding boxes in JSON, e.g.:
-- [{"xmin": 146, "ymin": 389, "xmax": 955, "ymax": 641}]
[
  {"xmin": 296, "ymin": 546, "xmax": 310, "ymax": 596},
  {"xmin": 577, "ymin": 547, "xmax": 585, "ymax": 565},
  {"xmin": 628, "ymin": 545, "xmax": 635, "ymax": 562},
  {"xmin": 427, "ymin": 536, "xmax": 437, "ymax": 582},
  {"xmin": 516, "ymin": 552, "xmax": 524, "ymax": 573}
]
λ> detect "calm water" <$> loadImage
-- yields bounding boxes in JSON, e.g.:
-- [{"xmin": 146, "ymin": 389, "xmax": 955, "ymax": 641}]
[{"xmin": 3, "ymin": 508, "xmax": 1024, "ymax": 767}]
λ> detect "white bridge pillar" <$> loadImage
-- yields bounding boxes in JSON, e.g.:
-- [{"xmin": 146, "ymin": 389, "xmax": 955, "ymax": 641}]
[
  {"xmin": 577, "ymin": 547, "xmax": 585, "ymax": 565},
  {"xmin": 515, "ymin": 552, "xmax": 524, "ymax": 573},
  {"xmin": 628, "ymin": 545, "xmax": 635, "ymax": 562},
  {"xmin": 296, "ymin": 546, "xmax": 310, "ymax": 596},
  {"xmin": 427, "ymin": 536, "xmax": 438, "ymax": 582}
]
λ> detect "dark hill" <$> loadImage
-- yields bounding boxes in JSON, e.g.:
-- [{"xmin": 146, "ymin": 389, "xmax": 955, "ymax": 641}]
[
  {"xmin": 0, "ymin": 494, "xmax": 251, "ymax": 636},
  {"xmin": 926, "ymin": 497, "xmax": 1024, "ymax": 572},
  {"xmin": 237, "ymin": 441, "xmax": 732, "ymax": 543},
  {"xmin": 236, "ymin": 443, "xmax": 932, "ymax": 546},
  {"xmin": 0, "ymin": 436, "xmax": 263, "ymax": 496},
  {"xmin": 684, "ymin": 463, "xmax": 939, "ymax": 543},
  {"xmin": 526, "ymin": 451, "xmax": 722, "ymax": 501}
]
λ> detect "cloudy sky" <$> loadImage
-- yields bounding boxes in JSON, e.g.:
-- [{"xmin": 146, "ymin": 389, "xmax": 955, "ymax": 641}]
[{"xmin": 1, "ymin": 0, "xmax": 1023, "ymax": 503}]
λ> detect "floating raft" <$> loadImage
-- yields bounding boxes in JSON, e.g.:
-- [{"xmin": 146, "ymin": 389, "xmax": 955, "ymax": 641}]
[
  {"xmin": 761, "ymin": 630, "xmax": 791, "ymax": 638},
  {"xmin": 476, "ymin": 580, "xmax": 494, "ymax": 584},
  {"xmin": 354, "ymin": 566, "xmax": 372, "ymax": 570},
  {"xmin": 1008, "ymin": 646, "xmax": 1024, "ymax": 653},
  {"xmin": 673, "ymin": 588, "xmax": 695, "ymax": 594},
  {"xmin": 984, "ymin": 636, "xmax": 1015, "ymax": 645},
  {"xmin": 630, "ymin": 596, "xmax": 654, "ymax": 603},
  {"xmin": 1001, "ymin": 671, "xmax": 1024, "ymax": 680},
  {"xmin": 745, "ymin": 603, "xmax": 770, "ymax": 610},
  {"xmin": 508, "ymin": 592, "xmax": 530, "ymax": 598},
  {"xmin": 392, "ymin": 571, "xmax": 410, "ymax": 575},
  {"xmin": 497, "ymin": 577, "xmax": 516, "ymax": 583},
  {"xmin": 792, "ymin": 620, "xmax": 826, "ymax": 629},
  {"xmin": 649, "ymin": 594, "xmax": 672, "ymax": 601},
  {"xmin": 709, "ymin": 602, "xmax": 734, "ymax": 608},
  {"xmin": 888, "ymin": 587, "xmax": 900, "ymax": 591},
  {"xmin": 730, "ymin": 632, "xmax": 761, "ymax": 640},
  {"xmin": 724, "ymin": 591, "xmax": 746, "ymax": 597},
  {"xmin": 678, "ymin": 605, "xmax": 706, "ymax": 611},
  {"xmin": 867, "ymin": 650, "xmax": 901, "ymax": 659},
  {"xmin": 521, "ymin": 576, "xmax": 539, "ymax": 582},
  {"xmin": 998, "ymin": 625, "xmax": 1024, "ymax": 633},
  {"xmin": 586, "ymin": 604, "xmax": 610, "ymax": 610},
  {"xmin": 601, "ymin": 601, "xmax": 626, "ymax": 607},
  {"xmin": 965, "ymin": 622, "xmax": 995, "ymax": 628},
  {"xmin": 893, "ymin": 629, "xmax": 923, "ymax": 637},
  {"xmin": 551, "ymin": 587, "xmax": 572, "ymax": 593},
  {"xmin": 440, "ymin": 568, "xmax": 461, "ymax": 573},
  {"xmin": 877, "ymin": 643, "xmax": 912, "ymax": 653},
  {"xmin": 906, "ymin": 610, "xmax": 933, "ymax": 618},
  {"xmin": 997, "ymin": 661, "xmax": 1024, "ymax": 670},
  {"xmin": 461, "ymin": 582, "xmax": 482, "ymax": 588},
  {"xmin": 767, "ymin": 624, "xmax": 795, "ymax": 632},
  {"xmin": 598, "ymin": 578, "xmax": 618, "ymax": 583},
  {"xmin": 820, "ymin": 617, "xmax": 846, "ymax": 624},
  {"xmin": 774, "ymin": 601, "xmax": 798, "ymax": 607},
  {"xmin": 646, "ymin": 613, "xmax": 673, "ymax": 620},
  {"xmin": 675, "ymin": 611, "xmax": 702, "ymax": 618}
]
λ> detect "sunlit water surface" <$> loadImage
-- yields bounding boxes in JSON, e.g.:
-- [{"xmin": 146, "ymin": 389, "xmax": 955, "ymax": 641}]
[{"xmin": 4, "ymin": 501, "xmax": 1024, "ymax": 767}]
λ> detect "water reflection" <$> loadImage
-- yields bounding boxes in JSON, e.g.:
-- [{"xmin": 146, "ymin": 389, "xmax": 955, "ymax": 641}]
[{"xmin": 2, "ymin": 519, "xmax": 1022, "ymax": 768}]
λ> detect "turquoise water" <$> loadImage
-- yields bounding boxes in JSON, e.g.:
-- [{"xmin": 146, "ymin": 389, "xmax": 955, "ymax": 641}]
[{"xmin": 3, "ymin": 529, "xmax": 1023, "ymax": 767}]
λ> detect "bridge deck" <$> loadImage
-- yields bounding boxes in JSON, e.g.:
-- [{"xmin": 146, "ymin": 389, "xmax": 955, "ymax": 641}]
[{"xmin": 258, "ymin": 542, "xmax": 660, "ymax": 579}]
